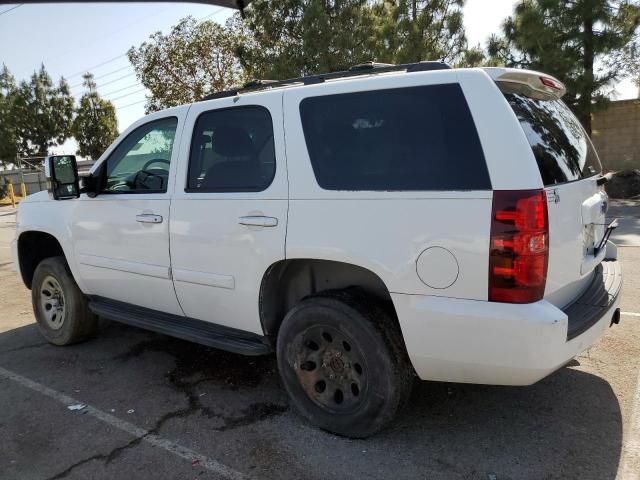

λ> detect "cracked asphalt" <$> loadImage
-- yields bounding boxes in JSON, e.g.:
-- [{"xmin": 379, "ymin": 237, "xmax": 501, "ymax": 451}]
[{"xmin": 1, "ymin": 203, "xmax": 640, "ymax": 480}]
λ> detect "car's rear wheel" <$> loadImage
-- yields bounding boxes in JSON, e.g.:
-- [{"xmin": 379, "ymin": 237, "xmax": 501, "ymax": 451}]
[
  {"xmin": 32, "ymin": 256, "xmax": 97, "ymax": 346},
  {"xmin": 277, "ymin": 289, "xmax": 413, "ymax": 438}
]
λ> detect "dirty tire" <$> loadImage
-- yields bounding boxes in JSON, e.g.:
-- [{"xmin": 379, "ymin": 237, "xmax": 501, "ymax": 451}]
[
  {"xmin": 32, "ymin": 256, "xmax": 97, "ymax": 346},
  {"xmin": 277, "ymin": 289, "xmax": 413, "ymax": 438}
]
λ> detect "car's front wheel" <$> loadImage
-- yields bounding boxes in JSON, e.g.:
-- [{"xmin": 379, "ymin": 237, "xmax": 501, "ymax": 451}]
[
  {"xmin": 32, "ymin": 256, "xmax": 97, "ymax": 346},
  {"xmin": 277, "ymin": 289, "xmax": 413, "ymax": 438}
]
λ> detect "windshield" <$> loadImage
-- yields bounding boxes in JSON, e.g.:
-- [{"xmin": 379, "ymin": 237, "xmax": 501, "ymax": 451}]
[{"xmin": 500, "ymin": 84, "xmax": 602, "ymax": 186}]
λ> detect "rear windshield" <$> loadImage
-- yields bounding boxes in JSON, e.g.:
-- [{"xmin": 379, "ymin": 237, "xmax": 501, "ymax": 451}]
[
  {"xmin": 501, "ymin": 85, "xmax": 601, "ymax": 186},
  {"xmin": 299, "ymin": 84, "xmax": 491, "ymax": 191}
]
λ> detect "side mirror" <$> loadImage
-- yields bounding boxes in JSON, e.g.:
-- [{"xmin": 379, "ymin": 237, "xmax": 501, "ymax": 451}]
[{"xmin": 45, "ymin": 155, "xmax": 80, "ymax": 200}]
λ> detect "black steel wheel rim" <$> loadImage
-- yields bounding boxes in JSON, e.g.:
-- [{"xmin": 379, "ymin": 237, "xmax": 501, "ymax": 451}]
[{"xmin": 292, "ymin": 324, "xmax": 367, "ymax": 413}]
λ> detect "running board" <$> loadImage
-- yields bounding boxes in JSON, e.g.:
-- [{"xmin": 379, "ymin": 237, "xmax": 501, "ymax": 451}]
[{"xmin": 88, "ymin": 297, "xmax": 272, "ymax": 356}]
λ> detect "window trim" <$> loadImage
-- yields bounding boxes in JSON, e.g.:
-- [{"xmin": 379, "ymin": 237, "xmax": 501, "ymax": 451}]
[
  {"xmin": 99, "ymin": 116, "xmax": 179, "ymax": 196},
  {"xmin": 298, "ymin": 83, "xmax": 491, "ymax": 192},
  {"xmin": 184, "ymin": 105, "xmax": 277, "ymax": 194}
]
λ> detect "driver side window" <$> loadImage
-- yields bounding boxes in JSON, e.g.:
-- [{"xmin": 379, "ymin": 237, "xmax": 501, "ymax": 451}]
[{"xmin": 102, "ymin": 117, "xmax": 178, "ymax": 194}]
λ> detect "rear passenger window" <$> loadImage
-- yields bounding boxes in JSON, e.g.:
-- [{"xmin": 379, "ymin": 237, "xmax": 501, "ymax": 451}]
[
  {"xmin": 187, "ymin": 106, "xmax": 276, "ymax": 192},
  {"xmin": 500, "ymin": 86, "xmax": 602, "ymax": 186},
  {"xmin": 299, "ymin": 84, "xmax": 490, "ymax": 191}
]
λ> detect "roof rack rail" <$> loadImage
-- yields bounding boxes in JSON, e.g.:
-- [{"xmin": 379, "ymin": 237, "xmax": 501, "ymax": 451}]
[
  {"xmin": 201, "ymin": 60, "xmax": 451, "ymax": 101},
  {"xmin": 348, "ymin": 61, "xmax": 395, "ymax": 71}
]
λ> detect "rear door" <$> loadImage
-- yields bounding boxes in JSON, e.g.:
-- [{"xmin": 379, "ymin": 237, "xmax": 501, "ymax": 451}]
[
  {"xmin": 169, "ymin": 92, "xmax": 288, "ymax": 335},
  {"xmin": 500, "ymin": 84, "xmax": 607, "ymax": 307}
]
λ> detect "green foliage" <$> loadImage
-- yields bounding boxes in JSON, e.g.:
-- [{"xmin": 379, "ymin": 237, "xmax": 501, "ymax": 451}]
[
  {"xmin": 72, "ymin": 73, "xmax": 119, "ymax": 160},
  {"xmin": 384, "ymin": 0, "xmax": 468, "ymax": 64},
  {"xmin": 234, "ymin": 0, "xmax": 381, "ymax": 78},
  {"xmin": 15, "ymin": 65, "xmax": 74, "ymax": 155},
  {"xmin": 128, "ymin": 17, "xmax": 245, "ymax": 112},
  {"xmin": 488, "ymin": 0, "xmax": 640, "ymax": 133},
  {"xmin": 0, "ymin": 64, "xmax": 74, "ymax": 162},
  {"xmin": 0, "ymin": 175, "xmax": 9, "ymax": 200},
  {"xmin": 128, "ymin": 0, "xmax": 480, "ymax": 108},
  {"xmin": 235, "ymin": 0, "xmax": 473, "ymax": 79},
  {"xmin": 0, "ymin": 65, "xmax": 18, "ymax": 166}
]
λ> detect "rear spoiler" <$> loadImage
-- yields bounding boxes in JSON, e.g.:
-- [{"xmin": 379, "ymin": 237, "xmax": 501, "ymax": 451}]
[{"xmin": 482, "ymin": 68, "xmax": 566, "ymax": 100}]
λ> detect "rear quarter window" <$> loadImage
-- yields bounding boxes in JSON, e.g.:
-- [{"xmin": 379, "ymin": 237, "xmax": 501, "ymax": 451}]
[
  {"xmin": 299, "ymin": 84, "xmax": 491, "ymax": 191},
  {"xmin": 501, "ymin": 86, "xmax": 602, "ymax": 186}
]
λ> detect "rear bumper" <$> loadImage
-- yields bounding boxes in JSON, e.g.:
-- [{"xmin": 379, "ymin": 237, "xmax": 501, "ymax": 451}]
[
  {"xmin": 565, "ymin": 260, "xmax": 622, "ymax": 340},
  {"xmin": 392, "ymin": 259, "xmax": 622, "ymax": 386}
]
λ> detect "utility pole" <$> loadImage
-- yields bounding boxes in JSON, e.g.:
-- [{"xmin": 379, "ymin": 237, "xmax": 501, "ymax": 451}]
[{"xmin": 16, "ymin": 143, "xmax": 26, "ymax": 198}]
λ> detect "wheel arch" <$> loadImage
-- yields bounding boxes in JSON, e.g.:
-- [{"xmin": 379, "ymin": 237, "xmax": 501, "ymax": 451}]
[
  {"xmin": 17, "ymin": 230, "xmax": 68, "ymax": 289},
  {"xmin": 259, "ymin": 258, "xmax": 397, "ymax": 337}
]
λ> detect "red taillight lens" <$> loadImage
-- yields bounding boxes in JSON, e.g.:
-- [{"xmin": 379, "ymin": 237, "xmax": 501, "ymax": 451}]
[
  {"xmin": 489, "ymin": 190, "xmax": 549, "ymax": 303},
  {"xmin": 540, "ymin": 76, "xmax": 564, "ymax": 91}
]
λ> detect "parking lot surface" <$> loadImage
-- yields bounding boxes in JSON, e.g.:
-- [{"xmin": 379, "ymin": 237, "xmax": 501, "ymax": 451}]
[{"xmin": 1, "ymin": 203, "xmax": 640, "ymax": 480}]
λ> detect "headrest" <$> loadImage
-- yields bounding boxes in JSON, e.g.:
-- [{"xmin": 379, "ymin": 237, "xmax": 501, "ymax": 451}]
[
  {"xmin": 197, "ymin": 134, "xmax": 212, "ymax": 147},
  {"xmin": 212, "ymin": 126, "xmax": 254, "ymax": 157}
]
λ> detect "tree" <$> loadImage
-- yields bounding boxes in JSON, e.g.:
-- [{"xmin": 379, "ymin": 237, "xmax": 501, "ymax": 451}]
[
  {"xmin": 382, "ymin": 0, "xmax": 469, "ymax": 65},
  {"xmin": 0, "ymin": 64, "xmax": 18, "ymax": 166},
  {"xmin": 235, "ymin": 0, "xmax": 475, "ymax": 79},
  {"xmin": 235, "ymin": 0, "xmax": 381, "ymax": 79},
  {"xmin": 72, "ymin": 73, "xmax": 119, "ymax": 160},
  {"xmin": 10, "ymin": 64, "xmax": 75, "ymax": 156},
  {"xmin": 128, "ymin": 16, "xmax": 245, "ymax": 112},
  {"xmin": 489, "ymin": 0, "xmax": 640, "ymax": 134}
]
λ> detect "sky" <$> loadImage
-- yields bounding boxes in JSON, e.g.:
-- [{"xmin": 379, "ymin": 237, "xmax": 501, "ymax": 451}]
[{"xmin": 0, "ymin": 0, "xmax": 637, "ymax": 155}]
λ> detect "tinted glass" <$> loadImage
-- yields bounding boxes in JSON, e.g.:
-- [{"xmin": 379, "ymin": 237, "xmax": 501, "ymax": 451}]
[
  {"xmin": 187, "ymin": 106, "xmax": 275, "ymax": 192},
  {"xmin": 103, "ymin": 117, "xmax": 177, "ymax": 193},
  {"xmin": 501, "ymin": 87, "xmax": 602, "ymax": 186},
  {"xmin": 52, "ymin": 156, "xmax": 76, "ymax": 183},
  {"xmin": 299, "ymin": 84, "xmax": 490, "ymax": 191},
  {"xmin": 51, "ymin": 155, "xmax": 78, "ymax": 198}
]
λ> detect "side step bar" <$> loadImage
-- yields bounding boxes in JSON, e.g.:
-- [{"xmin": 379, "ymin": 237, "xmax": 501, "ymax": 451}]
[{"xmin": 89, "ymin": 297, "xmax": 272, "ymax": 356}]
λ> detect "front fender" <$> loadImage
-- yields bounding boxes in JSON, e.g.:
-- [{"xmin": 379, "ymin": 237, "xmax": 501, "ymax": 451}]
[{"xmin": 16, "ymin": 197, "xmax": 87, "ymax": 293}]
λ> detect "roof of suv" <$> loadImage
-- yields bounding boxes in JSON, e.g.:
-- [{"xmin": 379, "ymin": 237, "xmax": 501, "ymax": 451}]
[
  {"xmin": 199, "ymin": 62, "xmax": 566, "ymax": 103},
  {"xmin": 201, "ymin": 61, "xmax": 453, "ymax": 102}
]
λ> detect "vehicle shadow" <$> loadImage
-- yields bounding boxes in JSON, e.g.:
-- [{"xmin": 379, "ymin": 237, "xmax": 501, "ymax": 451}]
[
  {"xmin": 0, "ymin": 321, "xmax": 623, "ymax": 480},
  {"xmin": 386, "ymin": 368, "xmax": 622, "ymax": 479}
]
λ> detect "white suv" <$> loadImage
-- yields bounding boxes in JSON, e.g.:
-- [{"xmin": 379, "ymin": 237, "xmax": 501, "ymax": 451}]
[{"xmin": 12, "ymin": 62, "xmax": 622, "ymax": 437}]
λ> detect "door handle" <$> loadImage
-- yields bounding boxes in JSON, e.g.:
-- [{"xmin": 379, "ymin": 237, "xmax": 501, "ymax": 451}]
[
  {"xmin": 239, "ymin": 216, "xmax": 278, "ymax": 227},
  {"xmin": 136, "ymin": 214, "xmax": 163, "ymax": 224}
]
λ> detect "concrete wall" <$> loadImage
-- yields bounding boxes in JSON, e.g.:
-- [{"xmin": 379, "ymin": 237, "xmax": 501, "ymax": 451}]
[
  {"xmin": 2, "ymin": 170, "xmax": 47, "ymax": 195},
  {"xmin": 592, "ymin": 99, "xmax": 640, "ymax": 172}
]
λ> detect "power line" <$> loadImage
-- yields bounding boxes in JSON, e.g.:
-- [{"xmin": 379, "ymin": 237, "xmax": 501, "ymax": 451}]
[
  {"xmin": 71, "ymin": 72, "xmax": 137, "ymax": 95},
  {"xmin": 93, "ymin": 64, "xmax": 134, "ymax": 81},
  {"xmin": 66, "ymin": 54, "xmax": 128, "ymax": 80},
  {"xmin": 107, "ymin": 88, "xmax": 146, "ymax": 103},
  {"xmin": 96, "ymin": 72, "xmax": 137, "ymax": 89},
  {"xmin": 0, "ymin": 4, "xmax": 22, "ymax": 16},
  {"xmin": 115, "ymin": 99, "xmax": 146, "ymax": 110},
  {"xmin": 64, "ymin": 7, "xmax": 226, "ymax": 83},
  {"xmin": 101, "ymin": 82, "xmax": 142, "ymax": 98},
  {"xmin": 69, "ymin": 64, "xmax": 135, "ymax": 89}
]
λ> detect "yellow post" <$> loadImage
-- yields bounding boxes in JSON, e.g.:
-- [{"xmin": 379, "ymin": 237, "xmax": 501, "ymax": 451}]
[
  {"xmin": 20, "ymin": 183, "xmax": 27, "ymax": 198},
  {"xmin": 7, "ymin": 183, "xmax": 15, "ymax": 208}
]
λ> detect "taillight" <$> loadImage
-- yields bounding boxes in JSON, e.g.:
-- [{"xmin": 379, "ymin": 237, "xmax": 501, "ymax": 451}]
[
  {"xmin": 489, "ymin": 190, "xmax": 549, "ymax": 303},
  {"xmin": 539, "ymin": 76, "xmax": 564, "ymax": 91}
]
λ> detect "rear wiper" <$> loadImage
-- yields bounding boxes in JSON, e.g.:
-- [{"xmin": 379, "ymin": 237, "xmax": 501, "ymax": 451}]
[{"xmin": 594, "ymin": 218, "xmax": 619, "ymax": 255}]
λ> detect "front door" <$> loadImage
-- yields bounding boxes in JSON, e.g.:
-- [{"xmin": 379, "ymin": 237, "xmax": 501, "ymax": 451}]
[
  {"xmin": 71, "ymin": 114, "xmax": 184, "ymax": 315},
  {"xmin": 170, "ymin": 92, "xmax": 288, "ymax": 334}
]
